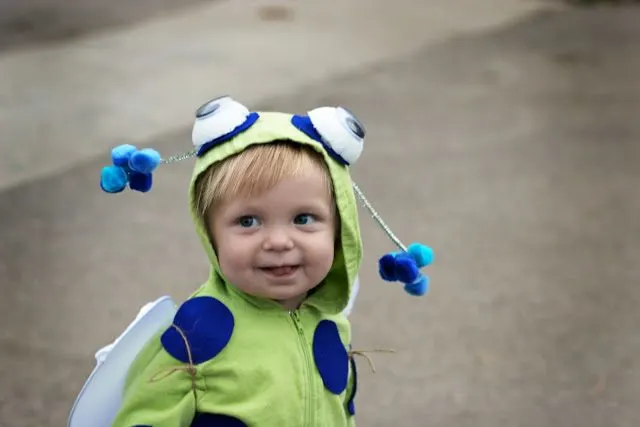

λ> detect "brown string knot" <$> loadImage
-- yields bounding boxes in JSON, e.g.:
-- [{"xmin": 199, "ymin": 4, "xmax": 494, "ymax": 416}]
[
  {"xmin": 148, "ymin": 324, "xmax": 198, "ymax": 399},
  {"xmin": 348, "ymin": 348, "xmax": 396, "ymax": 373}
]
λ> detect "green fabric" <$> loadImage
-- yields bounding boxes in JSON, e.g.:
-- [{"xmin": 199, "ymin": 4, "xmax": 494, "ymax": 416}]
[{"xmin": 112, "ymin": 111, "xmax": 363, "ymax": 427}]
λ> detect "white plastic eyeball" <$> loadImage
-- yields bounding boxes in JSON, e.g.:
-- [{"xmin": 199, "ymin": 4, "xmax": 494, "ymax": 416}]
[
  {"xmin": 192, "ymin": 96, "xmax": 251, "ymax": 148},
  {"xmin": 307, "ymin": 106, "xmax": 365, "ymax": 165}
]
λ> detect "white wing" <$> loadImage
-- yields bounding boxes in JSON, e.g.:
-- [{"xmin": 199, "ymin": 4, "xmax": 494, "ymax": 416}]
[
  {"xmin": 68, "ymin": 296, "xmax": 177, "ymax": 427},
  {"xmin": 342, "ymin": 275, "xmax": 360, "ymax": 317}
]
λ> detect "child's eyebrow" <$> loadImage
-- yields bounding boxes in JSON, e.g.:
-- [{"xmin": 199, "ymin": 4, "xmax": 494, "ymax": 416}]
[
  {"xmin": 225, "ymin": 203, "xmax": 264, "ymax": 215},
  {"xmin": 295, "ymin": 202, "xmax": 334, "ymax": 215}
]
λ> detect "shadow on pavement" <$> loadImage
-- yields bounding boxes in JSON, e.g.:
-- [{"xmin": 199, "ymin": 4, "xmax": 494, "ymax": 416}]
[{"xmin": 0, "ymin": 0, "xmax": 220, "ymax": 51}]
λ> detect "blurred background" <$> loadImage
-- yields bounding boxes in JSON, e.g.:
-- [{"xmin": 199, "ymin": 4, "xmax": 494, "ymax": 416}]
[{"xmin": 1, "ymin": 0, "xmax": 639, "ymax": 426}]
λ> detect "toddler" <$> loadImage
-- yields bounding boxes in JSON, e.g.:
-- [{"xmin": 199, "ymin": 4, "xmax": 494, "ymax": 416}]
[{"xmin": 70, "ymin": 96, "xmax": 433, "ymax": 427}]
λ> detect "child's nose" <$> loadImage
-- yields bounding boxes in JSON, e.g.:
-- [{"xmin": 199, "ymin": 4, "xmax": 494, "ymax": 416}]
[{"xmin": 262, "ymin": 227, "xmax": 294, "ymax": 251}]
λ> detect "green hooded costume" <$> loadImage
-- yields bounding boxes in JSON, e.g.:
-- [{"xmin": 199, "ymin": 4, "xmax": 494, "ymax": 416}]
[{"xmin": 111, "ymin": 111, "xmax": 363, "ymax": 427}]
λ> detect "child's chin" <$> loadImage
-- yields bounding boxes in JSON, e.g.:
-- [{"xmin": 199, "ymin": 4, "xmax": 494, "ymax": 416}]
[{"xmin": 267, "ymin": 287, "xmax": 305, "ymax": 300}]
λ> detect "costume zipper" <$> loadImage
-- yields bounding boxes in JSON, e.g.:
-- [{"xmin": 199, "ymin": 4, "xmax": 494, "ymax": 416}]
[{"xmin": 289, "ymin": 309, "xmax": 315, "ymax": 427}]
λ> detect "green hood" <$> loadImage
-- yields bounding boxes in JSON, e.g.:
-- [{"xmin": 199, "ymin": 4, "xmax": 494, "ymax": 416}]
[{"xmin": 188, "ymin": 111, "xmax": 363, "ymax": 315}]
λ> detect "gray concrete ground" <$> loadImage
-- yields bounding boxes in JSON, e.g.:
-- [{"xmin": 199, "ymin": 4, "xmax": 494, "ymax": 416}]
[{"xmin": 1, "ymin": 3, "xmax": 640, "ymax": 427}]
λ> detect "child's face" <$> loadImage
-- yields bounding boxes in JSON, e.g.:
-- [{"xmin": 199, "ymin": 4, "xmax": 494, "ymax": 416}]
[{"xmin": 209, "ymin": 167, "xmax": 336, "ymax": 310}]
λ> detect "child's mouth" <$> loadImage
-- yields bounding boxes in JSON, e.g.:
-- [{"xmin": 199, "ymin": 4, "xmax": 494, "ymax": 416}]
[{"xmin": 260, "ymin": 265, "xmax": 299, "ymax": 277}]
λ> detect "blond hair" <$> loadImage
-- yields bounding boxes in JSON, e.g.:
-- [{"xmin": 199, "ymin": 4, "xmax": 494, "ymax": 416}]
[{"xmin": 194, "ymin": 141, "xmax": 334, "ymax": 219}]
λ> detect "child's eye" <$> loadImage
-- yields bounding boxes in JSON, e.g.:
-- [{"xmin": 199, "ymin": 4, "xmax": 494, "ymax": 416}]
[
  {"xmin": 293, "ymin": 214, "xmax": 316, "ymax": 225},
  {"xmin": 237, "ymin": 216, "xmax": 260, "ymax": 228}
]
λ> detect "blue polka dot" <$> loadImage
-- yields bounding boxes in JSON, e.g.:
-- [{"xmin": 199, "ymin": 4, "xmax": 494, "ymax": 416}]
[
  {"xmin": 190, "ymin": 413, "xmax": 247, "ymax": 427},
  {"xmin": 161, "ymin": 297, "xmax": 234, "ymax": 365},
  {"xmin": 347, "ymin": 357, "xmax": 358, "ymax": 416},
  {"xmin": 312, "ymin": 320, "xmax": 349, "ymax": 395}
]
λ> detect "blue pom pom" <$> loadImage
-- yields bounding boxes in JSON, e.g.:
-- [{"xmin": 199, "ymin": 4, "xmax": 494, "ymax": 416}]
[
  {"xmin": 408, "ymin": 243, "xmax": 434, "ymax": 268},
  {"xmin": 378, "ymin": 245, "xmax": 434, "ymax": 296},
  {"xmin": 378, "ymin": 253, "xmax": 398, "ymax": 282},
  {"xmin": 129, "ymin": 172, "xmax": 153, "ymax": 193},
  {"xmin": 111, "ymin": 144, "xmax": 137, "ymax": 167},
  {"xmin": 129, "ymin": 148, "xmax": 161, "ymax": 174},
  {"xmin": 101, "ymin": 145, "xmax": 163, "ymax": 195},
  {"xmin": 100, "ymin": 166, "xmax": 128, "ymax": 193},
  {"xmin": 404, "ymin": 274, "xmax": 429, "ymax": 296},
  {"xmin": 394, "ymin": 253, "xmax": 420, "ymax": 284}
]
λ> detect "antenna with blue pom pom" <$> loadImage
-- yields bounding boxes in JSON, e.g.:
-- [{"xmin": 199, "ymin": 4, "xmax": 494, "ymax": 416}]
[
  {"xmin": 352, "ymin": 183, "xmax": 434, "ymax": 296},
  {"xmin": 100, "ymin": 145, "xmax": 196, "ymax": 194},
  {"xmin": 101, "ymin": 145, "xmax": 435, "ymax": 296},
  {"xmin": 100, "ymin": 145, "xmax": 434, "ymax": 296}
]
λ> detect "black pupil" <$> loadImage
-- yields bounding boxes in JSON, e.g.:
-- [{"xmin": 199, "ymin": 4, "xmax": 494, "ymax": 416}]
[
  {"xmin": 346, "ymin": 116, "xmax": 365, "ymax": 139},
  {"xmin": 196, "ymin": 101, "xmax": 220, "ymax": 118}
]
